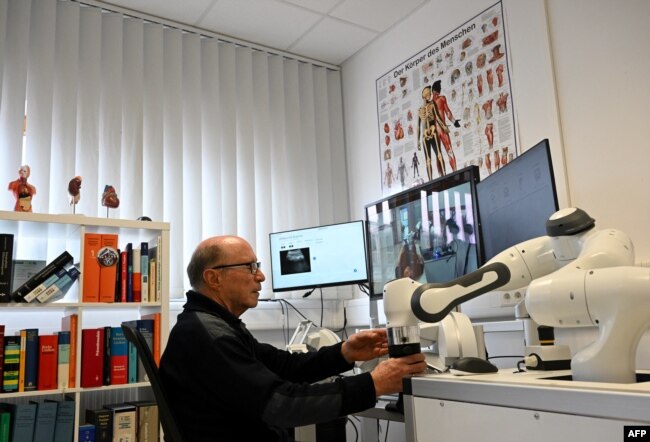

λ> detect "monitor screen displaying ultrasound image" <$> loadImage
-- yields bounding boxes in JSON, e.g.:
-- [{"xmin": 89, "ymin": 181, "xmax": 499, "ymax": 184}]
[
  {"xmin": 365, "ymin": 166, "xmax": 483, "ymax": 298},
  {"xmin": 476, "ymin": 139, "xmax": 559, "ymax": 261},
  {"xmin": 269, "ymin": 220, "xmax": 369, "ymax": 292},
  {"xmin": 279, "ymin": 248, "xmax": 312, "ymax": 275}
]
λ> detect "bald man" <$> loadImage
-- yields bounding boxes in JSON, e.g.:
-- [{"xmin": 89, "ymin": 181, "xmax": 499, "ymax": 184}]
[{"xmin": 160, "ymin": 236, "xmax": 426, "ymax": 442}]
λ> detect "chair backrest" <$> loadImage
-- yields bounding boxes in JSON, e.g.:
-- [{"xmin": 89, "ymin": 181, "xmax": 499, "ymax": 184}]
[{"xmin": 121, "ymin": 321, "xmax": 185, "ymax": 442}]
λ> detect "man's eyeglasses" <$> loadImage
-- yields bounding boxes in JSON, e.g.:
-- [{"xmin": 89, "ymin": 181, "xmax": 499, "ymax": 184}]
[{"xmin": 210, "ymin": 261, "xmax": 261, "ymax": 275}]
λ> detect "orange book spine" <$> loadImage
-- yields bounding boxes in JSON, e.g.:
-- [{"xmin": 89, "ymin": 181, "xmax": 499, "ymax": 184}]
[
  {"xmin": 82, "ymin": 233, "xmax": 102, "ymax": 302},
  {"xmin": 18, "ymin": 329, "xmax": 26, "ymax": 392},
  {"xmin": 141, "ymin": 312, "xmax": 161, "ymax": 365},
  {"xmin": 98, "ymin": 234, "xmax": 119, "ymax": 303},
  {"xmin": 62, "ymin": 314, "xmax": 78, "ymax": 388}
]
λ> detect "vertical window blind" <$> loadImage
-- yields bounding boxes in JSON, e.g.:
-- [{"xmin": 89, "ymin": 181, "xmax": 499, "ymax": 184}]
[{"xmin": 0, "ymin": 0, "xmax": 350, "ymax": 298}]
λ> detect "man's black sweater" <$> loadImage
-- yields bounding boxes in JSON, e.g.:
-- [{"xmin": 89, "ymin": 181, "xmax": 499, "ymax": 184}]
[{"xmin": 160, "ymin": 291, "xmax": 376, "ymax": 441}]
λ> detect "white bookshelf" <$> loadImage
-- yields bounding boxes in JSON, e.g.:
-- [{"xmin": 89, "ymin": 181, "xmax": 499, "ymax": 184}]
[{"xmin": 0, "ymin": 210, "xmax": 170, "ymax": 441}]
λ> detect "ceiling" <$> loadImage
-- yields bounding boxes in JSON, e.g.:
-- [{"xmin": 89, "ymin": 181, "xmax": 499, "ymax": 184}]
[{"xmin": 93, "ymin": 0, "xmax": 428, "ymax": 66}]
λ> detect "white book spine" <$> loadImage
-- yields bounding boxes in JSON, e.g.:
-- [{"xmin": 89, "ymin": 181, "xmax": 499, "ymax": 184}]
[{"xmin": 24, "ymin": 267, "xmax": 66, "ymax": 302}]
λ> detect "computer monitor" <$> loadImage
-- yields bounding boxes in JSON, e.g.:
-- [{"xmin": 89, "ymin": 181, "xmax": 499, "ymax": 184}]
[
  {"xmin": 476, "ymin": 139, "xmax": 559, "ymax": 261},
  {"xmin": 364, "ymin": 166, "xmax": 483, "ymax": 298},
  {"xmin": 268, "ymin": 220, "xmax": 369, "ymax": 292},
  {"xmin": 461, "ymin": 139, "xmax": 559, "ymax": 320}
]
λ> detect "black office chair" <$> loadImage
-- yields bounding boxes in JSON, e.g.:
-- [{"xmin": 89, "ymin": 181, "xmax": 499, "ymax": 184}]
[{"xmin": 121, "ymin": 321, "xmax": 185, "ymax": 442}]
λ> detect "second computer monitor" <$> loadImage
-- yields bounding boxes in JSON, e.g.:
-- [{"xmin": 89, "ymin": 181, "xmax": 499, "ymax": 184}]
[{"xmin": 476, "ymin": 138, "xmax": 559, "ymax": 261}]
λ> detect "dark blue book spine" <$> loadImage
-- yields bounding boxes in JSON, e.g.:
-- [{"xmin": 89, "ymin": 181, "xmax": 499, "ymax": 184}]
[
  {"xmin": 24, "ymin": 328, "xmax": 39, "ymax": 391},
  {"xmin": 135, "ymin": 319, "xmax": 154, "ymax": 382},
  {"xmin": 78, "ymin": 424, "xmax": 95, "ymax": 442},
  {"xmin": 126, "ymin": 243, "xmax": 133, "ymax": 302},
  {"xmin": 103, "ymin": 327, "xmax": 112, "ymax": 386},
  {"xmin": 0, "ymin": 234, "xmax": 14, "ymax": 303},
  {"xmin": 32, "ymin": 400, "xmax": 57, "ymax": 442},
  {"xmin": 10, "ymin": 403, "xmax": 37, "ymax": 442},
  {"xmin": 109, "ymin": 327, "xmax": 128, "ymax": 385},
  {"xmin": 51, "ymin": 398, "xmax": 75, "ymax": 442}
]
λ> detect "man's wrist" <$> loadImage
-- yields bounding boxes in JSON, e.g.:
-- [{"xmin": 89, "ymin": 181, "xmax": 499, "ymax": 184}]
[
  {"xmin": 370, "ymin": 371, "xmax": 385, "ymax": 397},
  {"xmin": 341, "ymin": 341, "xmax": 354, "ymax": 364}
]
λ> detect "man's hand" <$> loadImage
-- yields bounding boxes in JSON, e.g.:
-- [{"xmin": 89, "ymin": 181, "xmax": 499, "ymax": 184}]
[
  {"xmin": 370, "ymin": 353, "xmax": 427, "ymax": 397},
  {"xmin": 341, "ymin": 329, "xmax": 389, "ymax": 364}
]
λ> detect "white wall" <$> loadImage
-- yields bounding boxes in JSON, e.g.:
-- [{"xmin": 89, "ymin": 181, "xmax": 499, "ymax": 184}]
[
  {"xmin": 341, "ymin": 0, "xmax": 650, "ymax": 261},
  {"xmin": 341, "ymin": 4, "xmax": 650, "ymax": 438},
  {"xmin": 545, "ymin": 0, "xmax": 650, "ymax": 261}
]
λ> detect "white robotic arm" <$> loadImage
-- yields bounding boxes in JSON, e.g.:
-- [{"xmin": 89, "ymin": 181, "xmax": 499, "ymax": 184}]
[
  {"xmin": 527, "ymin": 266, "xmax": 650, "ymax": 383},
  {"xmin": 383, "ymin": 209, "xmax": 574, "ymax": 357},
  {"xmin": 525, "ymin": 227, "xmax": 647, "ymax": 383},
  {"xmin": 383, "ymin": 231, "xmax": 556, "ymax": 358},
  {"xmin": 385, "ymin": 208, "xmax": 649, "ymax": 383}
]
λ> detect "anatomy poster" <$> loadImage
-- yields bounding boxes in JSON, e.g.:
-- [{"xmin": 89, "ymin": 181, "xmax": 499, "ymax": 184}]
[{"xmin": 376, "ymin": 2, "xmax": 516, "ymax": 196}]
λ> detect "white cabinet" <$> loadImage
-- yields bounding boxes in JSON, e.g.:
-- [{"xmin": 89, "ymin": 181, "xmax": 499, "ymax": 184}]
[
  {"xmin": 405, "ymin": 370, "xmax": 650, "ymax": 442},
  {"xmin": 0, "ymin": 210, "xmax": 170, "ymax": 441}
]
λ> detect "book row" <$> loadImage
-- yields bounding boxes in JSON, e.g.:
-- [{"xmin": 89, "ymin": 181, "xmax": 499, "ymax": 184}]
[
  {"xmin": 1, "ymin": 327, "xmax": 69, "ymax": 394},
  {"xmin": 0, "ymin": 237, "xmax": 79, "ymax": 304},
  {"xmin": 82, "ymin": 234, "xmax": 163, "ymax": 304},
  {"xmin": 0, "ymin": 396, "xmax": 159, "ymax": 442},
  {"xmin": 82, "ymin": 401, "xmax": 159, "ymax": 442},
  {"xmin": 0, "ymin": 314, "xmax": 160, "ymax": 394},
  {"xmin": 1, "ymin": 397, "xmax": 75, "ymax": 442},
  {"xmin": 0, "ymin": 232, "xmax": 163, "ymax": 304}
]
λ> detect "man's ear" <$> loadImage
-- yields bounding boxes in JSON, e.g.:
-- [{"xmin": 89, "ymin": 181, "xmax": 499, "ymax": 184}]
[{"xmin": 203, "ymin": 268, "xmax": 220, "ymax": 288}]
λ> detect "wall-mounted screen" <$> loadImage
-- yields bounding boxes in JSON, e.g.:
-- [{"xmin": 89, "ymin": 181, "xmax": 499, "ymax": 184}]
[
  {"xmin": 269, "ymin": 221, "xmax": 369, "ymax": 293},
  {"xmin": 364, "ymin": 166, "xmax": 483, "ymax": 298},
  {"xmin": 476, "ymin": 139, "xmax": 559, "ymax": 261}
]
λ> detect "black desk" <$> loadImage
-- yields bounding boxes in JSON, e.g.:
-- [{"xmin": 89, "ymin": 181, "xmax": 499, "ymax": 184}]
[{"xmin": 354, "ymin": 406, "xmax": 404, "ymax": 423}]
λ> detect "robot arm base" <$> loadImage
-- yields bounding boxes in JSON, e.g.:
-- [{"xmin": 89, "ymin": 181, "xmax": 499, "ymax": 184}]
[{"xmin": 529, "ymin": 266, "xmax": 650, "ymax": 383}]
